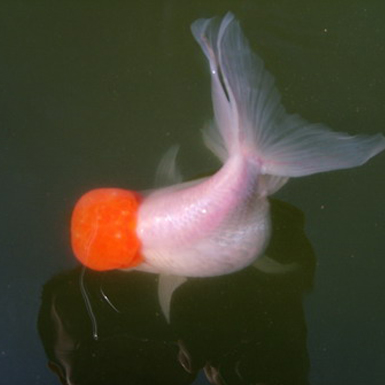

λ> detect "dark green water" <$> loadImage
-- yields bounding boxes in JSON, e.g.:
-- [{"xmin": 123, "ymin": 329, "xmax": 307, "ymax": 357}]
[{"xmin": 1, "ymin": 1, "xmax": 384, "ymax": 384}]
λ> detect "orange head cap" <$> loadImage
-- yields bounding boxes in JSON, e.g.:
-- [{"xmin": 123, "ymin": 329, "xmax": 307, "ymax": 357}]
[{"xmin": 71, "ymin": 188, "xmax": 143, "ymax": 271}]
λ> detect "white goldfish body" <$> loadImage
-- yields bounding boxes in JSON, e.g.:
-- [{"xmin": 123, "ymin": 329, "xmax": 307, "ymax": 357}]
[{"xmin": 71, "ymin": 13, "xmax": 385, "ymax": 320}]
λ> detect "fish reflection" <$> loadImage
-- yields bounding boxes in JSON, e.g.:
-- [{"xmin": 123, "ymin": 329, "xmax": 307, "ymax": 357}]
[
  {"xmin": 70, "ymin": 13, "xmax": 384, "ymax": 321},
  {"xmin": 40, "ymin": 199, "xmax": 314, "ymax": 385}
]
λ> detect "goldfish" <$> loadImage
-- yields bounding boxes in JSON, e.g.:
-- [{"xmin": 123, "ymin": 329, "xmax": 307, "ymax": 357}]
[{"xmin": 71, "ymin": 13, "xmax": 385, "ymax": 321}]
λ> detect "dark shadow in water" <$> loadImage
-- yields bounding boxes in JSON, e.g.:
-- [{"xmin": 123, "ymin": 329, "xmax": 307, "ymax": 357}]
[{"xmin": 38, "ymin": 199, "xmax": 315, "ymax": 385}]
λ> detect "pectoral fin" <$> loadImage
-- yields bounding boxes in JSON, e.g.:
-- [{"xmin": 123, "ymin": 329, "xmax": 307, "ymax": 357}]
[
  {"xmin": 158, "ymin": 274, "xmax": 187, "ymax": 322},
  {"xmin": 253, "ymin": 254, "xmax": 299, "ymax": 274}
]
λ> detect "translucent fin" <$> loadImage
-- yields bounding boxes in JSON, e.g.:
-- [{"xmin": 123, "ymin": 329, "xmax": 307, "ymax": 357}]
[
  {"xmin": 192, "ymin": 15, "xmax": 238, "ymax": 161},
  {"xmin": 253, "ymin": 254, "xmax": 299, "ymax": 274},
  {"xmin": 257, "ymin": 175, "xmax": 289, "ymax": 196},
  {"xmin": 202, "ymin": 120, "xmax": 228, "ymax": 163},
  {"xmin": 192, "ymin": 13, "xmax": 385, "ymax": 176},
  {"xmin": 155, "ymin": 145, "xmax": 183, "ymax": 187},
  {"xmin": 158, "ymin": 274, "xmax": 187, "ymax": 323},
  {"xmin": 258, "ymin": 121, "xmax": 385, "ymax": 177}
]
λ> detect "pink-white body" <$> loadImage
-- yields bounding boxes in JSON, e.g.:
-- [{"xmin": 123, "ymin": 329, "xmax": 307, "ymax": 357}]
[
  {"xmin": 130, "ymin": 13, "xmax": 385, "ymax": 282},
  {"xmin": 137, "ymin": 155, "xmax": 269, "ymax": 277}
]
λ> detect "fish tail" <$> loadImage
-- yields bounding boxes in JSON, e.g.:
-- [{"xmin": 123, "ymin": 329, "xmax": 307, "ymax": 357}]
[{"xmin": 191, "ymin": 13, "xmax": 385, "ymax": 178}]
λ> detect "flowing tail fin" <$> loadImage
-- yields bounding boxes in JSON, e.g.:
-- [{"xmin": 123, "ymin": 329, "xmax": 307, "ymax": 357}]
[{"xmin": 191, "ymin": 13, "xmax": 385, "ymax": 176}]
